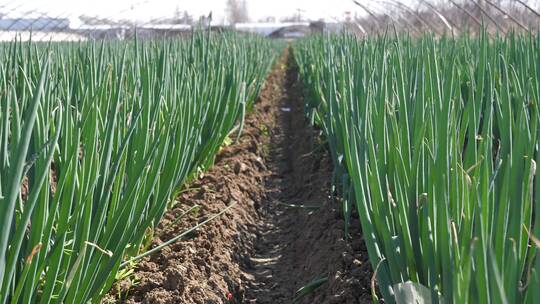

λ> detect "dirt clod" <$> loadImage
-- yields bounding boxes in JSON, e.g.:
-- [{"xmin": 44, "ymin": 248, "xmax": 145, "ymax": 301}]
[{"xmin": 234, "ymin": 161, "xmax": 247, "ymax": 174}]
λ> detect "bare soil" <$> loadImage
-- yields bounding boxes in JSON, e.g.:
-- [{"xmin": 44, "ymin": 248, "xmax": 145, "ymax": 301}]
[{"xmin": 106, "ymin": 49, "xmax": 372, "ymax": 304}]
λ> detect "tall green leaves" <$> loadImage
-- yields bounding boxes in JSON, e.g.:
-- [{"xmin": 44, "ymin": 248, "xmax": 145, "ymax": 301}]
[
  {"xmin": 295, "ymin": 32, "xmax": 540, "ymax": 303},
  {"xmin": 0, "ymin": 34, "xmax": 276, "ymax": 303}
]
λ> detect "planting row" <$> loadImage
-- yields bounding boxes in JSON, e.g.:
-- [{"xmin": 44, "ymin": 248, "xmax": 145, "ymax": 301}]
[
  {"xmin": 295, "ymin": 33, "xmax": 540, "ymax": 303},
  {"xmin": 0, "ymin": 34, "xmax": 277, "ymax": 303}
]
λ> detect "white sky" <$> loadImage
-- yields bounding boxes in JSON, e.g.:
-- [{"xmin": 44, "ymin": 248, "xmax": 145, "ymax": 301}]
[{"xmin": 0, "ymin": 0, "xmax": 369, "ymax": 23}]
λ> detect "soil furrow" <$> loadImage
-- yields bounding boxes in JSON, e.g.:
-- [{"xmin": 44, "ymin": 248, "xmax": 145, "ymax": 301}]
[{"xmin": 107, "ymin": 49, "xmax": 372, "ymax": 304}]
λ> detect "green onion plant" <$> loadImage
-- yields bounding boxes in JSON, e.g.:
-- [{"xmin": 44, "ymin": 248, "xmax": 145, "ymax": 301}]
[
  {"xmin": 0, "ymin": 33, "xmax": 277, "ymax": 303},
  {"xmin": 295, "ymin": 32, "xmax": 540, "ymax": 303}
]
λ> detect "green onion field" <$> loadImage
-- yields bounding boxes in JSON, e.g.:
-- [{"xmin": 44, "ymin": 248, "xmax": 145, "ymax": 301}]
[{"xmin": 2, "ymin": 26, "xmax": 540, "ymax": 304}]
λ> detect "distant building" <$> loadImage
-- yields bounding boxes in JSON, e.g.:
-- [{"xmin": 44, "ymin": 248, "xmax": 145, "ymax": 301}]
[
  {"xmin": 0, "ymin": 18, "xmax": 70, "ymax": 31},
  {"xmin": 75, "ymin": 24, "xmax": 129, "ymax": 39},
  {"xmin": 234, "ymin": 22, "xmax": 310, "ymax": 36},
  {"xmin": 323, "ymin": 22, "xmax": 346, "ymax": 34},
  {"xmin": 235, "ymin": 21, "xmax": 344, "ymax": 38}
]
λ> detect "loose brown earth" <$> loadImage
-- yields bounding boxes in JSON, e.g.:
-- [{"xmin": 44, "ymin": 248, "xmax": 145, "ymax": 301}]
[{"xmin": 106, "ymin": 49, "xmax": 373, "ymax": 304}]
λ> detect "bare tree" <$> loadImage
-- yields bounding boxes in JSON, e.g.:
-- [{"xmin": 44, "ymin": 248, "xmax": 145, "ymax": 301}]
[{"xmin": 226, "ymin": 0, "xmax": 249, "ymax": 24}]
